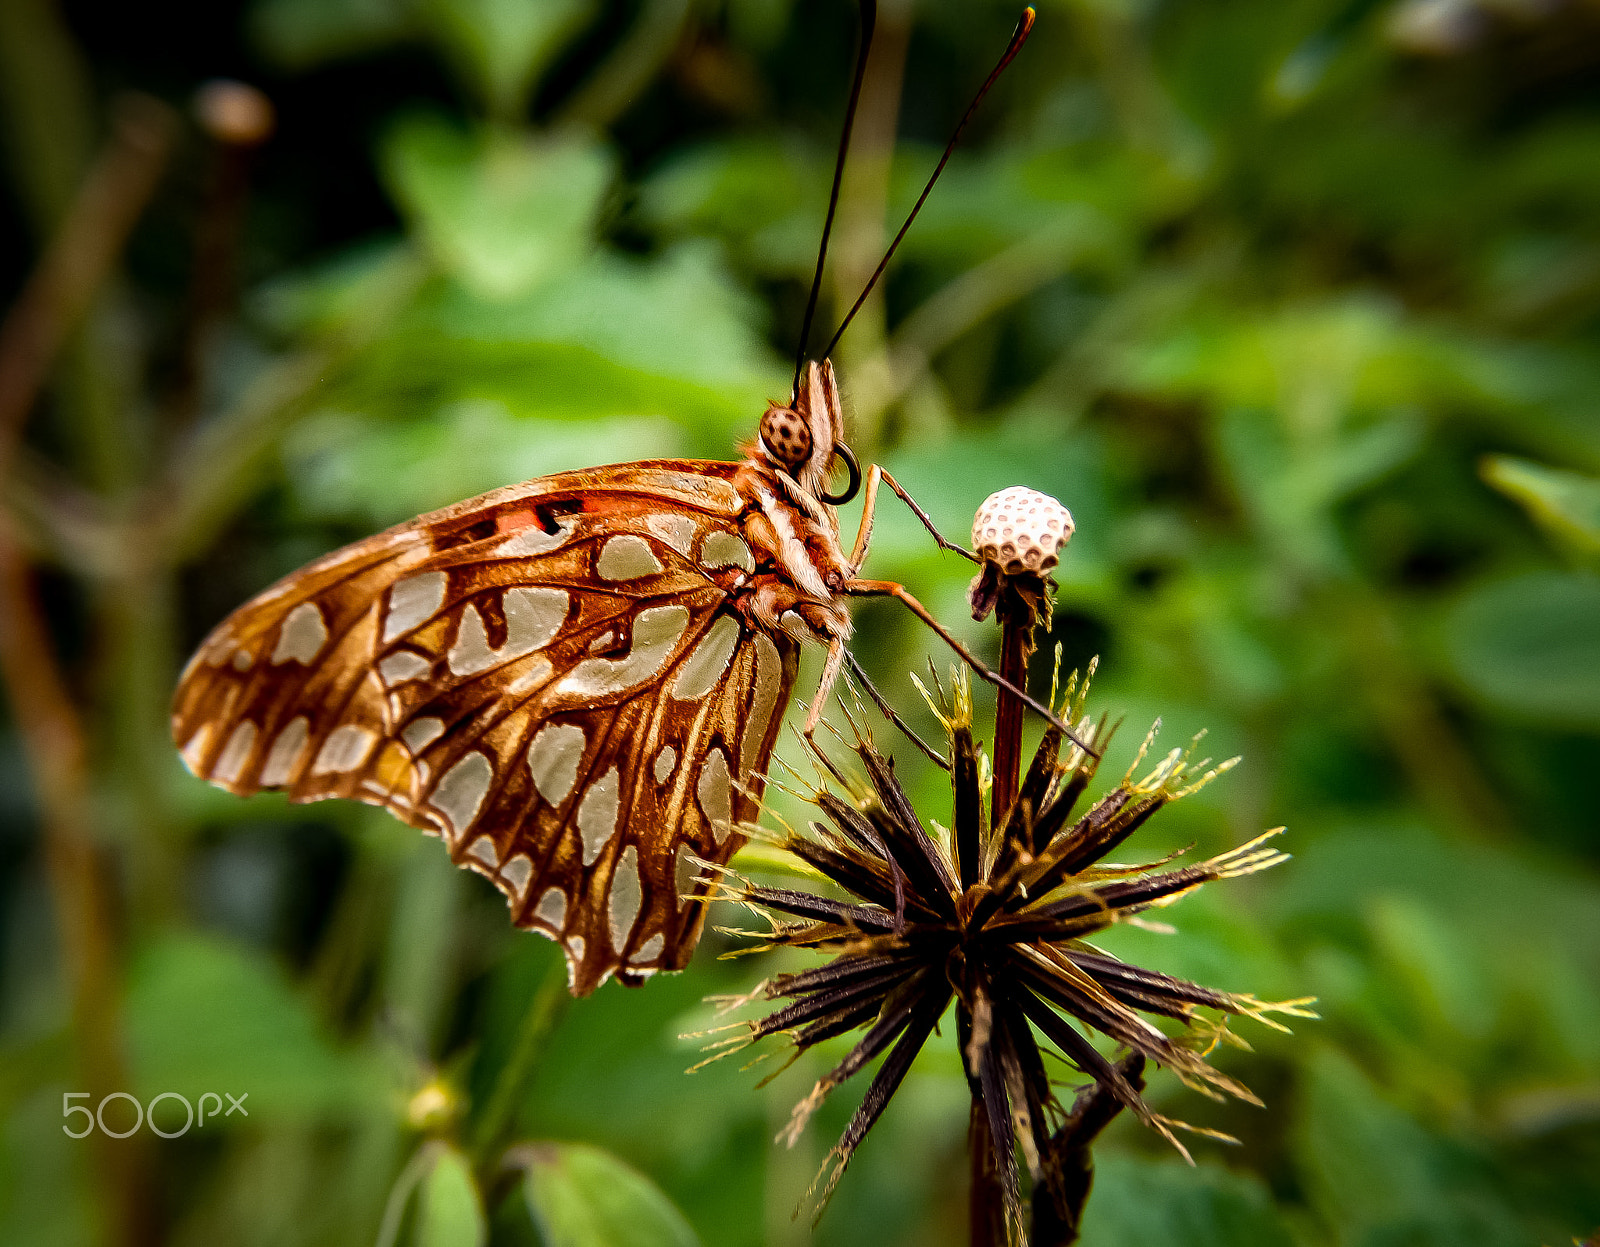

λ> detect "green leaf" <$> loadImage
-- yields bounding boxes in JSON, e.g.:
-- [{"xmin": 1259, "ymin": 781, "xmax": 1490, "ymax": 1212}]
[
  {"xmin": 418, "ymin": 1147, "xmax": 486, "ymax": 1247},
  {"xmin": 252, "ymin": 0, "xmax": 412, "ymax": 67},
  {"xmin": 1443, "ymin": 571, "xmax": 1600, "ymax": 729},
  {"xmin": 429, "ymin": 245, "xmax": 776, "ymax": 393},
  {"xmin": 251, "ymin": 240, "xmax": 422, "ymax": 339},
  {"xmin": 518, "ymin": 1142, "xmax": 700, "ymax": 1247},
  {"xmin": 417, "ymin": 0, "xmax": 591, "ymax": 118},
  {"xmin": 1481, "ymin": 454, "xmax": 1600, "ymax": 555},
  {"xmin": 283, "ymin": 402, "xmax": 684, "ymax": 528},
  {"xmin": 384, "ymin": 115, "xmax": 613, "ymax": 299},
  {"xmin": 124, "ymin": 932, "xmax": 383, "ymax": 1121},
  {"xmin": 1293, "ymin": 1048, "xmax": 1526, "ymax": 1247},
  {"xmin": 1215, "ymin": 403, "xmax": 1420, "ymax": 574},
  {"xmin": 0, "ymin": 1087, "xmax": 99, "ymax": 1247},
  {"xmin": 1075, "ymin": 1152, "xmax": 1295, "ymax": 1247}
]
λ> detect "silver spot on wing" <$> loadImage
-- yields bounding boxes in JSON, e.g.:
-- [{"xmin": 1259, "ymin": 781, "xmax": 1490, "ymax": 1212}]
[
  {"xmin": 597, "ymin": 534, "xmax": 663, "ymax": 581},
  {"xmin": 500, "ymin": 854, "xmax": 534, "ymax": 900},
  {"xmin": 313, "ymin": 724, "xmax": 377, "ymax": 775},
  {"xmin": 214, "ymin": 721, "xmax": 257, "ymax": 785},
  {"xmin": 671, "ymin": 614, "xmax": 740, "ymax": 700},
  {"xmin": 272, "ymin": 602, "xmax": 328, "ymax": 665},
  {"xmin": 576, "ymin": 767, "xmax": 620, "ymax": 865},
  {"xmin": 554, "ymin": 604, "xmax": 688, "ymax": 701},
  {"xmin": 379, "ymin": 650, "xmax": 431, "ymax": 686},
  {"xmin": 447, "ymin": 587, "xmax": 568, "ymax": 677},
  {"xmin": 742, "ymin": 633, "xmax": 784, "ymax": 777},
  {"xmin": 431, "ymin": 750, "xmax": 493, "ymax": 841},
  {"xmin": 261, "ymin": 717, "xmax": 310, "ymax": 787},
  {"xmin": 631, "ymin": 933, "xmax": 665, "ymax": 965},
  {"xmin": 699, "ymin": 530, "xmax": 754, "ymax": 572},
  {"xmin": 401, "ymin": 716, "xmax": 445, "ymax": 754},
  {"xmin": 608, "ymin": 845, "xmax": 642, "ymax": 952},
  {"xmin": 527, "ymin": 722, "xmax": 585, "ymax": 805},
  {"xmin": 674, "ymin": 843, "xmax": 697, "ymax": 903},
  {"xmin": 645, "ymin": 513, "xmax": 697, "ymax": 555},
  {"xmin": 697, "ymin": 747, "xmax": 733, "ymax": 844},
  {"xmin": 180, "ymin": 724, "xmax": 213, "ymax": 774},
  {"xmin": 384, "ymin": 572, "xmax": 446, "ymax": 643},
  {"xmin": 495, "ymin": 518, "xmax": 572, "ymax": 557},
  {"xmin": 533, "ymin": 886, "xmax": 566, "ymax": 930}
]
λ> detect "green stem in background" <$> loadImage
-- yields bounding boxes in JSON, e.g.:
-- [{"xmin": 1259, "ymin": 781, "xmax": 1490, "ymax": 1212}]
[
  {"xmin": 0, "ymin": 95, "xmax": 176, "ymax": 469},
  {"xmin": 0, "ymin": 0, "xmax": 96, "ymax": 236},
  {"xmin": 0, "ymin": 89, "xmax": 176, "ymax": 1247},
  {"xmin": 105, "ymin": 86, "xmax": 273, "ymax": 929},
  {"xmin": 554, "ymin": 0, "xmax": 692, "ymax": 132},
  {"xmin": 374, "ymin": 1139, "xmax": 445, "ymax": 1247},
  {"xmin": 471, "ymin": 959, "xmax": 569, "ymax": 1165},
  {"xmin": 1338, "ymin": 585, "xmax": 1511, "ymax": 838}
]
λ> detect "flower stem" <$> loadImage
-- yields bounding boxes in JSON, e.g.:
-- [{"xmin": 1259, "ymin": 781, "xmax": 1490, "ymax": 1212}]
[
  {"xmin": 471, "ymin": 957, "xmax": 568, "ymax": 1164},
  {"xmin": 990, "ymin": 578, "xmax": 1037, "ymax": 834},
  {"xmin": 959, "ymin": 1004, "xmax": 1007, "ymax": 1247},
  {"xmin": 970, "ymin": 574, "xmax": 1041, "ymax": 1246}
]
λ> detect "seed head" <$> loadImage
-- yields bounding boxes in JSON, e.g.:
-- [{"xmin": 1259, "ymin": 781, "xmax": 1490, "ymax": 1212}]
[
  {"xmin": 972, "ymin": 486, "xmax": 1074, "ymax": 576},
  {"xmin": 695, "ymin": 666, "xmax": 1315, "ymax": 1234}
]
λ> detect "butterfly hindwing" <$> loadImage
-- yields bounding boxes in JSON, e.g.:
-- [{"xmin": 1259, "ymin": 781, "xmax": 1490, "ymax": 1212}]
[
  {"xmin": 444, "ymin": 624, "xmax": 796, "ymax": 991},
  {"xmin": 173, "ymin": 460, "xmax": 798, "ymax": 992}
]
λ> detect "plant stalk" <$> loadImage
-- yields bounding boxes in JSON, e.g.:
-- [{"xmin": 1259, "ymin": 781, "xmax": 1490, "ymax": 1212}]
[
  {"xmin": 958, "ymin": 1002, "xmax": 1007, "ymax": 1247},
  {"xmin": 0, "ymin": 91, "xmax": 175, "ymax": 1247},
  {"xmin": 990, "ymin": 577, "xmax": 1038, "ymax": 835}
]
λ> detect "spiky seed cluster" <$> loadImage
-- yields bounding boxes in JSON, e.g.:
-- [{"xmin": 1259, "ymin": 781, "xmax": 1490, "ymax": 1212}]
[
  {"xmin": 972, "ymin": 486, "xmax": 1074, "ymax": 576},
  {"xmin": 695, "ymin": 666, "xmax": 1313, "ymax": 1232}
]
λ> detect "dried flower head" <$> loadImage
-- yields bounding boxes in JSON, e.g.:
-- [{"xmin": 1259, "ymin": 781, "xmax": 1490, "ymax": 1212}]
[
  {"xmin": 968, "ymin": 486, "xmax": 1072, "ymax": 627},
  {"xmin": 972, "ymin": 486, "xmax": 1074, "ymax": 576},
  {"xmin": 694, "ymin": 664, "xmax": 1314, "ymax": 1233}
]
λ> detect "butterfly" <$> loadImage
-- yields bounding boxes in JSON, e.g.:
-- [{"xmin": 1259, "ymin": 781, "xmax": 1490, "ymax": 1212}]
[{"xmin": 172, "ymin": 5, "xmax": 1064, "ymax": 996}]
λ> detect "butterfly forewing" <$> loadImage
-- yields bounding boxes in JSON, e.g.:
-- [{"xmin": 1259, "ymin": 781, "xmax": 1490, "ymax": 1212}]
[{"xmin": 173, "ymin": 461, "xmax": 798, "ymax": 993}]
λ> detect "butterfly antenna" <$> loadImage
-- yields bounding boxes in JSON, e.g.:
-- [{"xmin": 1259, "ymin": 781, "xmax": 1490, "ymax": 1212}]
[
  {"xmin": 794, "ymin": 0, "xmax": 879, "ymax": 403},
  {"xmin": 821, "ymin": 7, "xmax": 1035, "ymax": 362}
]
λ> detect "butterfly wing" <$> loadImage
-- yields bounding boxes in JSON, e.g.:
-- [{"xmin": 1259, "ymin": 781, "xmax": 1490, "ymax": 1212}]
[{"xmin": 173, "ymin": 461, "xmax": 799, "ymax": 994}]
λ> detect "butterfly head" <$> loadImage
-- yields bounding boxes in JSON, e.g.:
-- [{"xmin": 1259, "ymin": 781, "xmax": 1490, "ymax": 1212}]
[{"xmin": 758, "ymin": 359, "xmax": 859, "ymax": 505}]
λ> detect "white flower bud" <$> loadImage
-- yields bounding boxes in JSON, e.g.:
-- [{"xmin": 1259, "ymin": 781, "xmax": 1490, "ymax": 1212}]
[{"xmin": 971, "ymin": 486, "xmax": 1074, "ymax": 576}]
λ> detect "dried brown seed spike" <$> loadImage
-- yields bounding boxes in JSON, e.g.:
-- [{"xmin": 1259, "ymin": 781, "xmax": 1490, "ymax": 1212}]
[
  {"xmin": 971, "ymin": 486, "xmax": 1074, "ymax": 576},
  {"xmin": 194, "ymin": 80, "xmax": 275, "ymax": 145}
]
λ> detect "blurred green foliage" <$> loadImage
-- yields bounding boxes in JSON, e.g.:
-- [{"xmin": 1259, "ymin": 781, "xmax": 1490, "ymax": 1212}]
[{"xmin": 1, "ymin": 0, "xmax": 1598, "ymax": 1245}]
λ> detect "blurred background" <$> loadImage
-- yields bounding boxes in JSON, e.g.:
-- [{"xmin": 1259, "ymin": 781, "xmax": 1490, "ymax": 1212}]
[{"xmin": 2, "ymin": 0, "xmax": 1599, "ymax": 1244}]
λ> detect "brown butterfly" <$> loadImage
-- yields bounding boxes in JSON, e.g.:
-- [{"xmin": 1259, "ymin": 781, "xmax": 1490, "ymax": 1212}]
[{"xmin": 172, "ymin": 6, "xmax": 1065, "ymax": 996}]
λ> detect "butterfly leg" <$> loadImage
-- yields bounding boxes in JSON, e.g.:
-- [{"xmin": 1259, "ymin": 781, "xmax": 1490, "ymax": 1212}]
[
  {"xmin": 842, "ymin": 649, "xmax": 950, "ymax": 770},
  {"xmin": 843, "ymin": 577, "xmax": 1099, "ymax": 756},
  {"xmin": 847, "ymin": 464, "xmax": 983, "ymax": 575},
  {"xmin": 802, "ymin": 638, "xmax": 849, "ymax": 737}
]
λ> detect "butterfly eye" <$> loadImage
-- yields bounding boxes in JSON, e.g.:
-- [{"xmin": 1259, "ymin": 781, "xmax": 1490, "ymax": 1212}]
[{"xmin": 759, "ymin": 406, "xmax": 812, "ymax": 470}]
